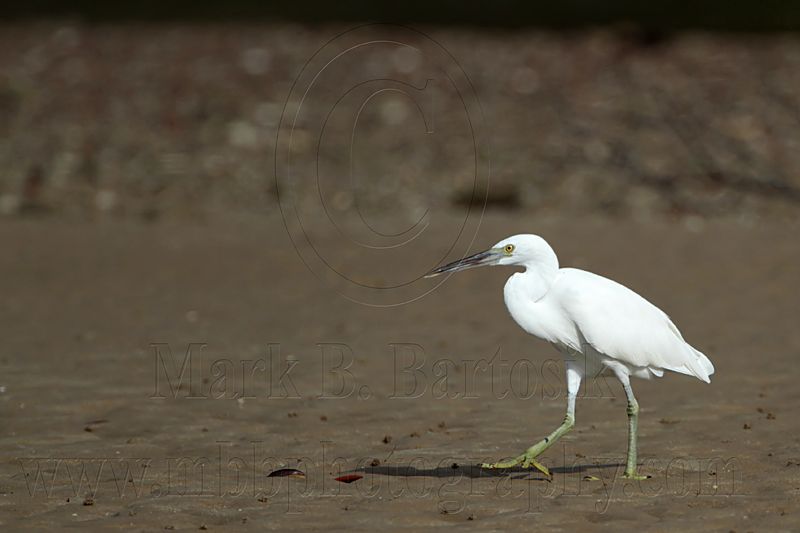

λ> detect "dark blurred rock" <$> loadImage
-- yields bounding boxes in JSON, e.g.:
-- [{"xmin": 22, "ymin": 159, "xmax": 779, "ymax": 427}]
[{"xmin": 451, "ymin": 182, "xmax": 520, "ymax": 211}]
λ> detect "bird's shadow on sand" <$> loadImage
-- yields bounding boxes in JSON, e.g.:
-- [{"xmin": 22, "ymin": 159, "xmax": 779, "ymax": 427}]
[{"xmin": 354, "ymin": 463, "xmax": 623, "ymax": 481}]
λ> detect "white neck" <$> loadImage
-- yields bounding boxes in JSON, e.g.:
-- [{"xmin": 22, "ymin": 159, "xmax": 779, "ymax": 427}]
[{"xmin": 516, "ymin": 262, "xmax": 559, "ymax": 301}]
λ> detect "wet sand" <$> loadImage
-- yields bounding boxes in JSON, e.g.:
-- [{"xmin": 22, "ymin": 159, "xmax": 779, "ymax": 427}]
[{"xmin": 1, "ymin": 212, "xmax": 799, "ymax": 530}]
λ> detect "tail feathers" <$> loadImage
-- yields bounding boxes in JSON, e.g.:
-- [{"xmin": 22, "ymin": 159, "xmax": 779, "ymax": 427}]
[
  {"xmin": 682, "ymin": 347, "xmax": 714, "ymax": 383},
  {"xmin": 664, "ymin": 319, "xmax": 713, "ymax": 382},
  {"xmin": 664, "ymin": 346, "xmax": 714, "ymax": 383},
  {"xmin": 696, "ymin": 349, "xmax": 715, "ymax": 377}
]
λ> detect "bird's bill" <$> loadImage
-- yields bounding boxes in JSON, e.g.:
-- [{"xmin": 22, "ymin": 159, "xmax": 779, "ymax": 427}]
[{"xmin": 425, "ymin": 249, "xmax": 502, "ymax": 278}]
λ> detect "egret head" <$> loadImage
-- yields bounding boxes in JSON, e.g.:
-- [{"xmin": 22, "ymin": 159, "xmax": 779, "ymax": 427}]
[{"xmin": 426, "ymin": 234, "xmax": 559, "ymax": 277}]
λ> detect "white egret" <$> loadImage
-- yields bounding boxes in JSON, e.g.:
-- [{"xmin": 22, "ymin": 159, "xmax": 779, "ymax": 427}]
[{"xmin": 427, "ymin": 234, "xmax": 714, "ymax": 479}]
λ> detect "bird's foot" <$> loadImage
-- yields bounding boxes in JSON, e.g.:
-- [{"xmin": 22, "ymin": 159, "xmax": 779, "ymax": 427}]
[
  {"xmin": 622, "ymin": 471, "xmax": 650, "ymax": 480},
  {"xmin": 481, "ymin": 447, "xmax": 551, "ymax": 478}
]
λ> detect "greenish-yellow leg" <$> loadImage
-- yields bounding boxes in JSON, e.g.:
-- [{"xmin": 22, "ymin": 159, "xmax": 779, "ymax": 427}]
[
  {"xmin": 481, "ymin": 365, "xmax": 582, "ymax": 478},
  {"xmin": 621, "ymin": 378, "xmax": 649, "ymax": 480},
  {"xmin": 481, "ymin": 415, "xmax": 574, "ymax": 476}
]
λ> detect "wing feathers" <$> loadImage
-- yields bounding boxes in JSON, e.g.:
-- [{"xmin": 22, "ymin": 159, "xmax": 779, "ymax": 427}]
[{"xmin": 555, "ymin": 268, "xmax": 713, "ymax": 383}]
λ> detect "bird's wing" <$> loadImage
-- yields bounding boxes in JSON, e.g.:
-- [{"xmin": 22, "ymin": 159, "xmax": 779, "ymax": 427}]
[{"xmin": 553, "ymin": 268, "xmax": 714, "ymax": 382}]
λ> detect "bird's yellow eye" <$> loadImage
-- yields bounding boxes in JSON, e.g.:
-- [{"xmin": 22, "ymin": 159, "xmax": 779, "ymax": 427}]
[{"xmin": 504, "ymin": 244, "xmax": 515, "ymax": 254}]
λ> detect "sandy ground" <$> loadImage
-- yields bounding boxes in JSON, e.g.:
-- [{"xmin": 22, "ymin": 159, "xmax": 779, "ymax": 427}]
[{"xmin": 1, "ymin": 211, "xmax": 799, "ymax": 531}]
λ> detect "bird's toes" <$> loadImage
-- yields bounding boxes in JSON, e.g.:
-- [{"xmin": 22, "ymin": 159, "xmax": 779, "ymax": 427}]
[
  {"xmin": 521, "ymin": 458, "xmax": 551, "ymax": 478},
  {"xmin": 622, "ymin": 472, "xmax": 651, "ymax": 480},
  {"xmin": 480, "ymin": 456, "xmax": 522, "ymax": 469}
]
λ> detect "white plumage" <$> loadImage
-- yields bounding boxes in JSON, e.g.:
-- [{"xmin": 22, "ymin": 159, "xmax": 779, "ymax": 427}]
[
  {"xmin": 428, "ymin": 233, "xmax": 714, "ymax": 479},
  {"xmin": 505, "ymin": 266, "xmax": 714, "ymax": 383}
]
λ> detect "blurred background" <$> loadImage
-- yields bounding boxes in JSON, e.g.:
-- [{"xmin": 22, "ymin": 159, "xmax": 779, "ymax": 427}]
[{"xmin": 2, "ymin": 2, "xmax": 800, "ymax": 224}]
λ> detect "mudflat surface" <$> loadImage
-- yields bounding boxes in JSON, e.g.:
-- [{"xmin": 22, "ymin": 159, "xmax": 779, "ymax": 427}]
[{"xmin": 1, "ymin": 213, "xmax": 799, "ymax": 531}]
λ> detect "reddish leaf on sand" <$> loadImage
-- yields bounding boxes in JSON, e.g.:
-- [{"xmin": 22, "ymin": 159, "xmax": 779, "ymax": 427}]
[{"xmin": 334, "ymin": 474, "xmax": 363, "ymax": 484}]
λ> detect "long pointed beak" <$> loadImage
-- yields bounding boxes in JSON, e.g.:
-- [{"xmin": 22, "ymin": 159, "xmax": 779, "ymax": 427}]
[{"xmin": 425, "ymin": 249, "xmax": 502, "ymax": 278}]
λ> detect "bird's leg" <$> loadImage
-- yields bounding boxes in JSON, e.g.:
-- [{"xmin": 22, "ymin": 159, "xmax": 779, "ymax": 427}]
[
  {"xmin": 620, "ymin": 376, "xmax": 649, "ymax": 480},
  {"xmin": 482, "ymin": 364, "xmax": 582, "ymax": 477}
]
